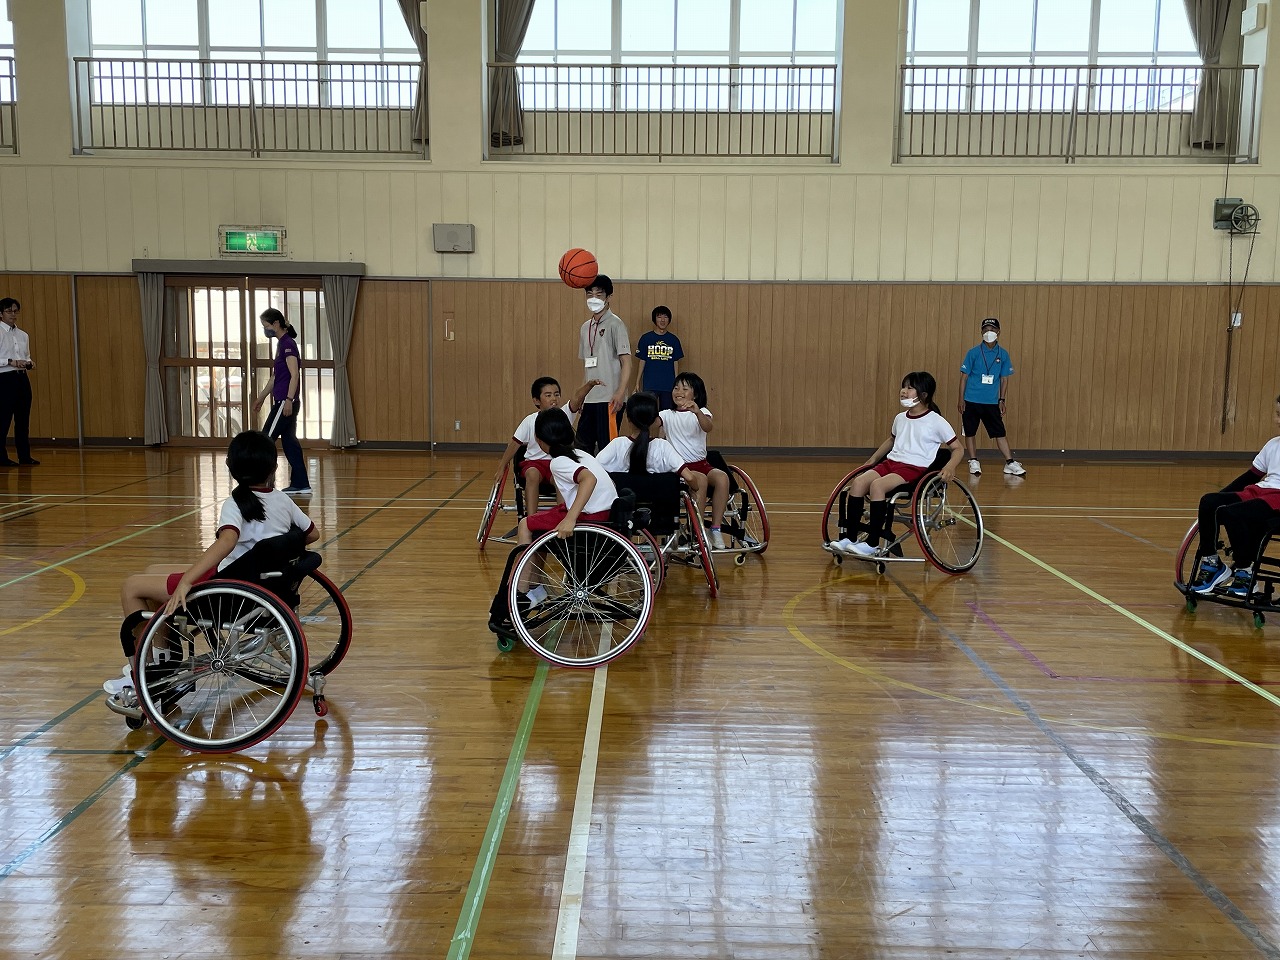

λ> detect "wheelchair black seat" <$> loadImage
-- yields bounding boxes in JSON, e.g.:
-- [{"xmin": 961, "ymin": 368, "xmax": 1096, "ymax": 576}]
[
  {"xmin": 218, "ymin": 526, "xmax": 321, "ymax": 606},
  {"xmin": 608, "ymin": 472, "xmax": 682, "ymax": 536}
]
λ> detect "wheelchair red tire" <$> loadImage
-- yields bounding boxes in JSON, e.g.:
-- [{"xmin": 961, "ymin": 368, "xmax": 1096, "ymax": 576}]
[
  {"xmin": 726, "ymin": 464, "xmax": 769, "ymax": 555},
  {"xmin": 477, "ymin": 467, "xmax": 509, "ymax": 550},
  {"xmin": 1175, "ymin": 520, "xmax": 1198, "ymax": 586}
]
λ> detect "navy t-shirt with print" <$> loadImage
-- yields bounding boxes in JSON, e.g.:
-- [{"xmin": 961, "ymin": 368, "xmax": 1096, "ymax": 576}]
[{"xmin": 635, "ymin": 331, "xmax": 685, "ymax": 393}]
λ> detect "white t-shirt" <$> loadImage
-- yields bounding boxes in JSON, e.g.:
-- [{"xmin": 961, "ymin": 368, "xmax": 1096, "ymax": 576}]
[
  {"xmin": 216, "ymin": 488, "xmax": 315, "ymax": 570},
  {"xmin": 550, "ymin": 451, "xmax": 618, "ymax": 515},
  {"xmin": 1252, "ymin": 437, "xmax": 1280, "ymax": 489},
  {"xmin": 888, "ymin": 409, "xmax": 957, "ymax": 468},
  {"xmin": 513, "ymin": 405, "xmax": 581, "ymax": 462},
  {"xmin": 596, "ymin": 435, "xmax": 686, "ymax": 475},
  {"xmin": 658, "ymin": 406, "xmax": 712, "ymax": 464}
]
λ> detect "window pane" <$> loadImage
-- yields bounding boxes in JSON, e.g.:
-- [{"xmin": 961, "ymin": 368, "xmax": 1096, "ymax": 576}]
[
  {"xmin": 795, "ymin": 0, "xmax": 838, "ymax": 51},
  {"xmin": 978, "ymin": 0, "xmax": 1031, "ymax": 52},
  {"xmin": 92, "ymin": 0, "xmax": 144, "ymax": 46},
  {"xmin": 264, "ymin": 0, "xmax": 316, "ymax": 47},
  {"xmin": 327, "ymin": 0, "xmax": 382, "ymax": 49},
  {"xmin": 677, "ymin": 0, "xmax": 730, "ymax": 51},
  {"xmin": 739, "ymin": 0, "xmax": 794, "ymax": 52},
  {"xmin": 523, "ymin": 0, "xmax": 555, "ymax": 51},
  {"xmin": 209, "ymin": 0, "xmax": 262, "ymax": 47},
  {"xmin": 622, "ymin": 0, "xmax": 674, "ymax": 52},
  {"xmin": 557, "ymin": 0, "xmax": 610, "ymax": 51},
  {"xmin": 144, "ymin": 0, "xmax": 198, "ymax": 46},
  {"xmin": 1034, "ymin": 0, "xmax": 1090, "ymax": 52},
  {"xmin": 911, "ymin": 0, "xmax": 969, "ymax": 53},
  {"xmin": 0, "ymin": 20, "xmax": 13, "ymax": 46},
  {"xmin": 1098, "ymin": 0, "xmax": 1157, "ymax": 53},
  {"xmin": 1157, "ymin": 0, "xmax": 1196, "ymax": 53},
  {"xmin": 383, "ymin": 0, "xmax": 417, "ymax": 49}
]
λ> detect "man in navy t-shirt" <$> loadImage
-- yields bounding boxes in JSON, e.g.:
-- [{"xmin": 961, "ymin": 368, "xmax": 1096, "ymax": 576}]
[
  {"xmin": 633, "ymin": 305, "xmax": 685, "ymax": 410},
  {"xmin": 957, "ymin": 317, "xmax": 1026, "ymax": 477}
]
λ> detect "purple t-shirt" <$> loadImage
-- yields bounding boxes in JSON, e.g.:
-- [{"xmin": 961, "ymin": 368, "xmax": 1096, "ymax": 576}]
[{"xmin": 272, "ymin": 335, "xmax": 300, "ymax": 402}]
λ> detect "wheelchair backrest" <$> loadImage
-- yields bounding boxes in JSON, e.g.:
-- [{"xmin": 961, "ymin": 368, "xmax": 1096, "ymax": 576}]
[
  {"xmin": 608, "ymin": 472, "xmax": 683, "ymax": 535},
  {"xmin": 218, "ymin": 526, "xmax": 320, "ymax": 605}
]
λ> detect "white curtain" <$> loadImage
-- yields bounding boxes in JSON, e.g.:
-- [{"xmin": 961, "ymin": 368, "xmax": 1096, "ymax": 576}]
[
  {"xmin": 395, "ymin": 0, "xmax": 430, "ymax": 144},
  {"xmin": 138, "ymin": 272, "xmax": 168, "ymax": 445},
  {"xmin": 490, "ymin": 0, "xmax": 538, "ymax": 145},
  {"xmin": 1184, "ymin": 0, "xmax": 1237, "ymax": 148}
]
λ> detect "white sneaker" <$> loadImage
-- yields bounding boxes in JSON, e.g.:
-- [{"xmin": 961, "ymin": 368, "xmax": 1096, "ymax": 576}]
[
  {"xmin": 103, "ymin": 664, "xmax": 134, "ymax": 697},
  {"xmin": 829, "ymin": 538, "xmax": 856, "ymax": 554},
  {"xmin": 710, "ymin": 529, "xmax": 726, "ymax": 550},
  {"xmin": 849, "ymin": 541, "xmax": 878, "ymax": 557},
  {"xmin": 1003, "ymin": 460, "xmax": 1027, "ymax": 476},
  {"xmin": 968, "ymin": 458, "xmax": 982, "ymax": 475},
  {"xmin": 526, "ymin": 585, "xmax": 549, "ymax": 608}
]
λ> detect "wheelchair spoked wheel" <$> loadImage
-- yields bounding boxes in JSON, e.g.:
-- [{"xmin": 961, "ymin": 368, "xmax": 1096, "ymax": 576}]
[
  {"xmin": 295, "ymin": 569, "xmax": 352, "ymax": 676},
  {"xmin": 1174, "ymin": 520, "xmax": 1201, "ymax": 611},
  {"xmin": 631, "ymin": 529, "xmax": 665, "ymax": 592},
  {"xmin": 910, "ymin": 474, "xmax": 983, "ymax": 574},
  {"xmin": 820, "ymin": 467, "xmax": 866, "ymax": 549},
  {"xmin": 477, "ymin": 467, "xmax": 509, "ymax": 550},
  {"xmin": 723, "ymin": 464, "xmax": 770, "ymax": 561},
  {"xmin": 681, "ymin": 492, "xmax": 719, "ymax": 598},
  {"xmin": 508, "ymin": 525, "xmax": 654, "ymax": 668},
  {"xmin": 135, "ymin": 581, "xmax": 309, "ymax": 753}
]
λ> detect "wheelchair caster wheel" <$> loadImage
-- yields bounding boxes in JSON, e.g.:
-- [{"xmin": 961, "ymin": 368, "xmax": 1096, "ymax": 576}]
[
  {"xmin": 1185, "ymin": 596, "xmax": 1197, "ymax": 613},
  {"xmin": 832, "ymin": 554, "xmax": 842, "ymax": 565},
  {"xmin": 734, "ymin": 553, "xmax": 746, "ymax": 567},
  {"xmin": 125, "ymin": 715, "xmax": 145, "ymax": 730},
  {"xmin": 496, "ymin": 633, "xmax": 516, "ymax": 653},
  {"xmin": 1255, "ymin": 612, "xmax": 1266, "ymax": 629},
  {"xmin": 876, "ymin": 563, "xmax": 887, "ymax": 575},
  {"xmin": 313, "ymin": 695, "xmax": 328, "ymax": 717}
]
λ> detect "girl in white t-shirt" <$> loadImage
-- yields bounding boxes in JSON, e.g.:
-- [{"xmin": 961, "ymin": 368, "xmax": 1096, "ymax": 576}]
[
  {"xmin": 831, "ymin": 371, "xmax": 962, "ymax": 558},
  {"xmin": 659, "ymin": 372, "xmax": 730, "ymax": 548},
  {"xmin": 104, "ymin": 430, "xmax": 319, "ymax": 697},
  {"xmin": 517, "ymin": 408, "xmax": 618, "ymax": 544},
  {"xmin": 597, "ymin": 391, "xmax": 705, "ymax": 493}
]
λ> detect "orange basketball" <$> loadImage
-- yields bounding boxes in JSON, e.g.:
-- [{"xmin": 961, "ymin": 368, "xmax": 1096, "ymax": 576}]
[{"xmin": 558, "ymin": 248, "xmax": 598, "ymax": 288}]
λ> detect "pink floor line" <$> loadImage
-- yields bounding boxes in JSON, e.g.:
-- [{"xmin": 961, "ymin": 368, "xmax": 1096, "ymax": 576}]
[{"xmin": 964, "ymin": 600, "xmax": 1280, "ymax": 686}]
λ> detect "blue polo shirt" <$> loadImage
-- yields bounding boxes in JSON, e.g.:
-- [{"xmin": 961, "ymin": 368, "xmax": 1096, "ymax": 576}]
[{"xmin": 960, "ymin": 343, "xmax": 1013, "ymax": 404}]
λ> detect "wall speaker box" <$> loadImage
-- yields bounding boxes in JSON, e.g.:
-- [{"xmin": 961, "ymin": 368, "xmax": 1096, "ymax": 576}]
[{"xmin": 433, "ymin": 223, "xmax": 476, "ymax": 253}]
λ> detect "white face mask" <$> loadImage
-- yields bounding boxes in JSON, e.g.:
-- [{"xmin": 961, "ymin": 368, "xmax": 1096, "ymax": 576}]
[
  {"xmin": 586, "ymin": 297, "xmax": 606, "ymax": 314},
  {"xmin": 982, "ymin": 331, "xmax": 998, "ymax": 343},
  {"xmin": 901, "ymin": 396, "xmax": 920, "ymax": 409}
]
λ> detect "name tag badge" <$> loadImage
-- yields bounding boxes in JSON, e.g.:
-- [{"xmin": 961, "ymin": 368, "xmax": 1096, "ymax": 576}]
[
  {"xmin": 981, "ymin": 374, "xmax": 995, "ymax": 385},
  {"xmin": 585, "ymin": 356, "xmax": 598, "ymax": 369}
]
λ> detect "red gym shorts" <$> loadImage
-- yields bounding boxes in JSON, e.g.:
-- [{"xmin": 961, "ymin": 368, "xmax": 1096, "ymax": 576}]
[
  {"xmin": 166, "ymin": 567, "xmax": 215, "ymax": 595},
  {"xmin": 682, "ymin": 460, "xmax": 713, "ymax": 475},
  {"xmin": 871, "ymin": 458, "xmax": 929, "ymax": 485},
  {"xmin": 526, "ymin": 506, "xmax": 611, "ymax": 533},
  {"xmin": 522, "ymin": 458, "xmax": 554, "ymax": 484}
]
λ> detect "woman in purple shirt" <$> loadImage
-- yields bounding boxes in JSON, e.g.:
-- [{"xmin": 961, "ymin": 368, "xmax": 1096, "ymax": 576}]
[{"xmin": 252, "ymin": 308, "xmax": 311, "ymax": 495}]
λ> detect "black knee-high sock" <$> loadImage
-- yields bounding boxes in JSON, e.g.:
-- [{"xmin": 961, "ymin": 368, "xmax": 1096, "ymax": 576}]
[
  {"xmin": 842, "ymin": 494, "xmax": 867, "ymax": 539},
  {"xmin": 867, "ymin": 500, "xmax": 891, "ymax": 548}
]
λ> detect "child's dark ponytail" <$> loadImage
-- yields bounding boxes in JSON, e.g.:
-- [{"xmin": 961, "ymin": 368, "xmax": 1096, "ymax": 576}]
[
  {"xmin": 226, "ymin": 430, "xmax": 278, "ymax": 522},
  {"xmin": 902, "ymin": 371, "xmax": 940, "ymax": 414},
  {"xmin": 625, "ymin": 392, "xmax": 660, "ymax": 473},
  {"xmin": 534, "ymin": 409, "xmax": 579, "ymax": 462}
]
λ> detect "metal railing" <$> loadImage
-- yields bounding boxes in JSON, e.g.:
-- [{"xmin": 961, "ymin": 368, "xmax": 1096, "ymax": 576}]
[
  {"xmin": 898, "ymin": 64, "xmax": 1259, "ymax": 163},
  {"xmin": 73, "ymin": 57, "xmax": 426, "ymax": 157},
  {"xmin": 0, "ymin": 58, "xmax": 17, "ymax": 155},
  {"xmin": 488, "ymin": 62, "xmax": 837, "ymax": 160}
]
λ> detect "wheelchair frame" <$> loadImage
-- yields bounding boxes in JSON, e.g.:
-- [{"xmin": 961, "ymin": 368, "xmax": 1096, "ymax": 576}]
[
  {"xmin": 1174, "ymin": 519, "xmax": 1280, "ymax": 628},
  {"xmin": 696, "ymin": 456, "xmax": 770, "ymax": 566},
  {"xmin": 106, "ymin": 564, "xmax": 353, "ymax": 752},
  {"xmin": 820, "ymin": 465, "xmax": 984, "ymax": 576},
  {"xmin": 477, "ymin": 449, "xmax": 561, "ymax": 551}
]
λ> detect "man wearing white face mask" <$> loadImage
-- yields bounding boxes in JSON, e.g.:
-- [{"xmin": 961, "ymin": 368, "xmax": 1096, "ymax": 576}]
[
  {"xmin": 958, "ymin": 317, "xmax": 1025, "ymax": 476},
  {"xmin": 576, "ymin": 274, "xmax": 632, "ymax": 455}
]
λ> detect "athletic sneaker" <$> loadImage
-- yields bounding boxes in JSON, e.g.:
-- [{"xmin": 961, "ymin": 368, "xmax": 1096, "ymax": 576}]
[
  {"xmin": 1225, "ymin": 567, "xmax": 1256, "ymax": 599},
  {"xmin": 710, "ymin": 529, "xmax": 726, "ymax": 550},
  {"xmin": 1192, "ymin": 555, "xmax": 1232, "ymax": 594},
  {"xmin": 526, "ymin": 585, "xmax": 549, "ymax": 608},
  {"xmin": 968, "ymin": 459, "xmax": 982, "ymax": 475},
  {"xmin": 102, "ymin": 664, "xmax": 134, "ymax": 697},
  {"xmin": 1003, "ymin": 461, "xmax": 1027, "ymax": 476},
  {"xmin": 829, "ymin": 538, "xmax": 856, "ymax": 554},
  {"xmin": 848, "ymin": 541, "xmax": 878, "ymax": 557},
  {"xmin": 283, "ymin": 486, "xmax": 312, "ymax": 496}
]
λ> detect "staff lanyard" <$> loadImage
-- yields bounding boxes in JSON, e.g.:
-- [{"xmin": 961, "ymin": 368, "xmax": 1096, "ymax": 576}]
[
  {"xmin": 588, "ymin": 317, "xmax": 603, "ymax": 355},
  {"xmin": 979, "ymin": 343, "xmax": 1001, "ymax": 375}
]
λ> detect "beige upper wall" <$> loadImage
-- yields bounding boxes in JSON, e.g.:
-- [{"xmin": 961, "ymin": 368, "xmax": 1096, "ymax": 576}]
[{"xmin": 0, "ymin": 0, "xmax": 1278, "ymax": 282}]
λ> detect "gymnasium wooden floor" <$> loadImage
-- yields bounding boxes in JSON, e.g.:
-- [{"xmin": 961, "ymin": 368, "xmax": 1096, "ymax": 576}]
[{"xmin": 2, "ymin": 448, "xmax": 1279, "ymax": 960}]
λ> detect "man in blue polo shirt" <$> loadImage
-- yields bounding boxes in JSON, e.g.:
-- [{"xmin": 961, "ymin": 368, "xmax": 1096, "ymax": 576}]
[{"xmin": 957, "ymin": 317, "xmax": 1025, "ymax": 477}]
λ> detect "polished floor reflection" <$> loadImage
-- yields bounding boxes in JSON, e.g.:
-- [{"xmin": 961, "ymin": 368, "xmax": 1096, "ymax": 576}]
[{"xmin": 1, "ymin": 449, "xmax": 1278, "ymax": 959}]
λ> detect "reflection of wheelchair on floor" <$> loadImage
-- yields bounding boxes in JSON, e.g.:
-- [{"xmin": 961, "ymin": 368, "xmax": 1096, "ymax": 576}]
[
  {"xmin": 477, "ymin": 445, "xmax": 559, "ymax": 550},
  {"xmin": 1175, "ymin": 518, "xmax": 1280, "ymax": 628},
  {"xmin": 106, "ymin": 550, "xmax": 353, "ymax": 753},
  {"xmin": 821, "ymin": 452, "xmax": 984, "ymax": 575}
]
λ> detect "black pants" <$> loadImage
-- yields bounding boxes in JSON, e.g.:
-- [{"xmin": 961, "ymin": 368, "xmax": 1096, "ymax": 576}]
[
  {"xmin": 575, "ymin": 402, "xmax": 622, "ymax": 456},
  {"xmin": 0, "ymin": 371, "xmax": 32, "ymax": 461},
  {"xmin": 263, "ymin": 400, "xmax": 310, "ymax": 489},
  {"xmin": 1197, "ymin": 491, "xmax": 1275, "ymax": 567}
]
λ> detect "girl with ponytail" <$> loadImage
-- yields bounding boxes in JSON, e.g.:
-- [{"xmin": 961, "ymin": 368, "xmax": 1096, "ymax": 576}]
[
  {"xmin": 104, "ymin": 431, "xmax": 320, "ymax": 700},
  {"xmin": 516, "ymin": 408, "xmax": 619, "ymax": 545},
  {"xmin": 596, "ymin": 392, "xmax": 705, "ymax": 495}
]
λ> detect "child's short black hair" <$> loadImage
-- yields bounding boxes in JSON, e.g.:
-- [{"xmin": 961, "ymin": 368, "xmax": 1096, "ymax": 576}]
[
  {"xmin": 531, "ymin": 376, "xmax": 560, "ymax": 399},
  {"xmin": 901, "ymin": 371, "xmax": 940, "ymax": 414},
  {"xmin": 651, "ymin": 305, "xmax": 671, "ymax": 324},
  {"xmin": 673, "ymin": 371, "xmax": 707, "ymax": 408},
  {"xmin": 587, "ymin": 274, "xmax": 613, "ymax": 297}
]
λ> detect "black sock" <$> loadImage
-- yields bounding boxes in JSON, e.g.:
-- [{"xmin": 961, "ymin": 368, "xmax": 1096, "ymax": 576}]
[{"xmin": 867, "ymin": 501, "xmax": 891, "ymax": 547}]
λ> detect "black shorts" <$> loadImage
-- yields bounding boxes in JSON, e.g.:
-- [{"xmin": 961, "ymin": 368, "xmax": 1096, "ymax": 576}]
[{"xmin": 962, "ymin": 402, "xmax": 1006, "ymax": 439}]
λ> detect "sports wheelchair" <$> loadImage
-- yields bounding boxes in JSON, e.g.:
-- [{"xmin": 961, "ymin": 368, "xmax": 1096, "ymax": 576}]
[
  {"xmin": 106, "ymin": 537, "xmax": 353, "ymax": 754},
  {"xmin": 612, "ymin": 471, "xmax": 718, "ymax": 597},
  {"xmin": 1175, "ymin": 518, "xmax": 1280, "ymax": 628},
  {"xmin": 477, "ymin": 445, "xmax": 559, "ymax": 551},
  {"xmin": 696, "ymin": 452, "xmax": 770, "ymax": 566},
  {"xmin": 821, "ymin": 451, "xmax": 984, "ymax": 575},
  {"xmin": 487, "ymin": 493, "xmax": 657, "ymax": 667}
]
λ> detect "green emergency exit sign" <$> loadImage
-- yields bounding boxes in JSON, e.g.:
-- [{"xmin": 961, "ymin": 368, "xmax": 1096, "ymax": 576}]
[{"xmin": 218, "ymin": 225, "xmax": 287, "ymax": 257}]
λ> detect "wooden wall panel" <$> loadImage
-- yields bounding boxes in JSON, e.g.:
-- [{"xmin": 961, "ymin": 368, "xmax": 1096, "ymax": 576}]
[
  {"xmin": 0, "ymin": 274, "xmax": 77, "ymax": 440},
  {"xmin": 431, "ymin": 278, "xmax": 1280, "ymax": 454},
  {"xmin": 347, "ymin": 280, "xmax": 430, "ymax": 443},
  {"xmin": 75, "ymin": 276, "xmax": 146, "ymax": 439}
]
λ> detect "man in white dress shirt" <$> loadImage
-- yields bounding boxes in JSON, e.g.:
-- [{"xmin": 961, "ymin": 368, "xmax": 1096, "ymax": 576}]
[{"xmin": 0, "ymin": 297, "xmax": 37, "ymax": 466}]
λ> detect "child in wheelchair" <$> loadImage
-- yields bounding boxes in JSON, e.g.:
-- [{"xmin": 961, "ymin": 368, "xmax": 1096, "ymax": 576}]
[
  {"xmin": 494, "ymin": 376, "xmax": 600, "ymax": 519},
  {"xmin": 1188, "ymin": 395, "xmax": 1280, "ymax": 599},
  {"xmin": 104, "ymin": 430, "xmax": 319, "ymax": 702},
  {"xmin": 659, "ymin": 372, "xmax": 729, "ymax": 547},
  {"xmin": 597, "ymin": 391, "xmax": 705, "ymax": 491},
  {"xmin": 830, "ymin": 371, "xmax": 963, "ymax": 558}
]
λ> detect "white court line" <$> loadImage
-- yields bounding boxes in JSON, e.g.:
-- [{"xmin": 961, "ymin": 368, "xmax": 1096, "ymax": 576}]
[{"xmin": 552, "ymin": 655, "xmax": 610, "ymax": 959}]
